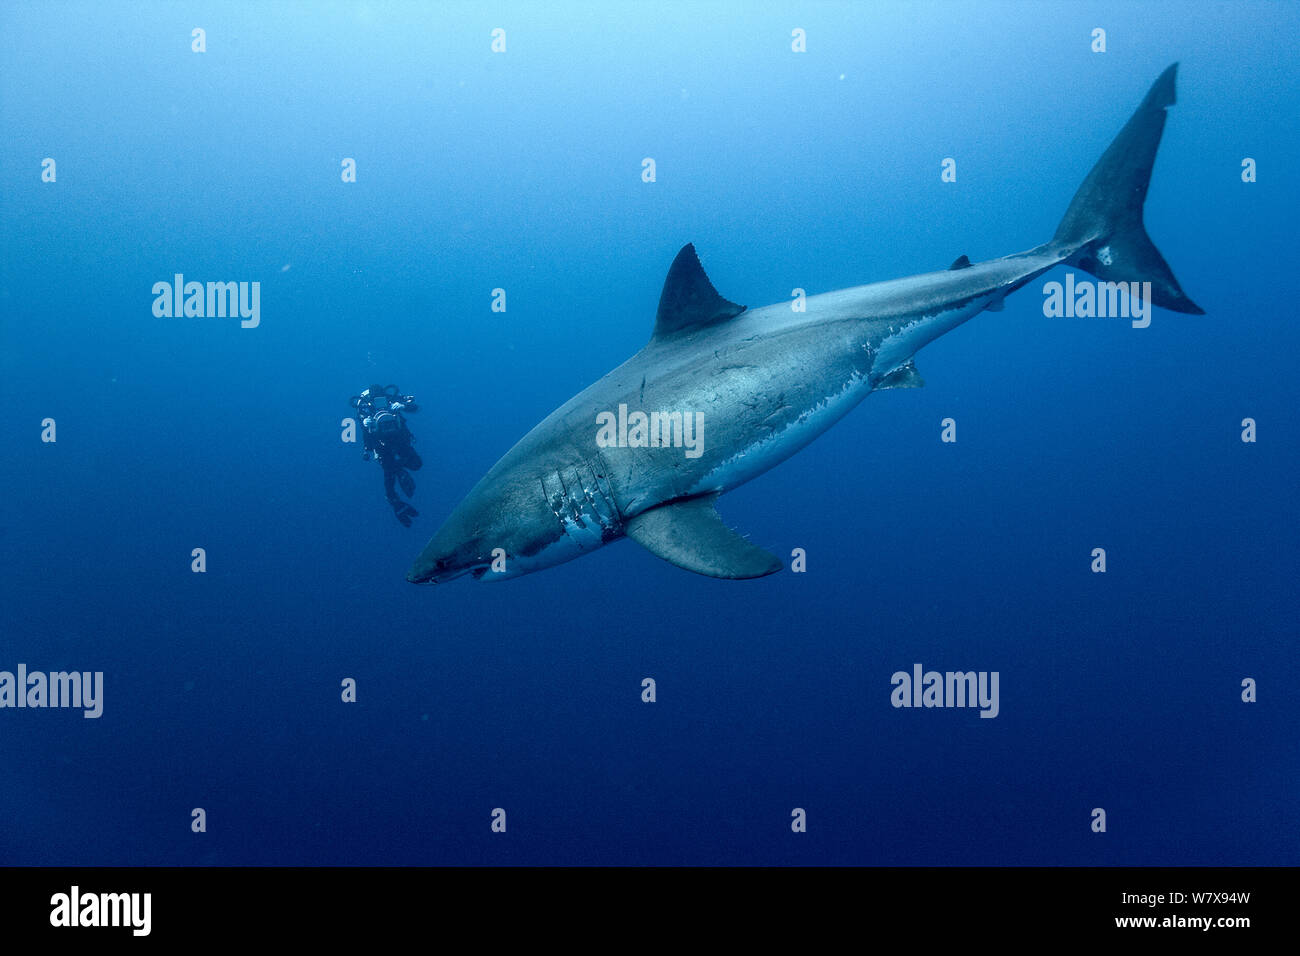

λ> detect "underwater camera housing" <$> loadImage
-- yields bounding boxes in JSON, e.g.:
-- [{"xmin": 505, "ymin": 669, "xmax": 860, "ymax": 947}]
[{"xmin": 372, "ymin": 411, "xmax": 400, "ymax": 435}]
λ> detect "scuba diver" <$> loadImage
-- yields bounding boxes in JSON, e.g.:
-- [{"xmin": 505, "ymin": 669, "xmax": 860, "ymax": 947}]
[{"xmin": 349, "ymin": 384, "xmax": 423, "ymax": 526}]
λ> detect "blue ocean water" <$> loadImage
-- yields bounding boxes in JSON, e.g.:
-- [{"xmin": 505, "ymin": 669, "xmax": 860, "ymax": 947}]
[{"xmin": 1, "ymin": 1, "xmax": 1296, "ymax": 866}]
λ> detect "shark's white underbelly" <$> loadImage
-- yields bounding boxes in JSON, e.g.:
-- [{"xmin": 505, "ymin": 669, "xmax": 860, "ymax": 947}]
[
  {"xmin": 493, "ymin": 515, "xmax": 607, "ymax": 580},
  {"xmin": 871, "ymin": 296, "xmax": 994, "ymax": 375},
  {"xmin": 682, "ymin": 294, "xmax": 992, "ymax": 497},
  {"xmin": 686, "ymin": 365, "xmax": 875, "ymax": 497}
]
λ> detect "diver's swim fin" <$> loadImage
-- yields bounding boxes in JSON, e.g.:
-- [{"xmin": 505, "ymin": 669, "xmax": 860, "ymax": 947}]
[
  {"xmin": 397, "ymin": 468, "xmax": 416, "ymax": 499},
  {"xmin": 392, "ymin": 501, "xmax": 419, "ymax": 527}
]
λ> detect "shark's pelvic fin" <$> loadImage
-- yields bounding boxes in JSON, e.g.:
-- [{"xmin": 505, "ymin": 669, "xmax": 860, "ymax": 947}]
[
  {"xmin": 624, "ymin": 494, "xmax": 781, "ymax": 579},
  {"xmin": 949, "ymin": 254, "xmax": 972, "ymax": 270},
  {"xmin": 652, "ymin": 244, "xmax": 746, "ymax": 341},
  {"xmin": 876, "ymin": 360, "xmax": 925, "ymax": 389}
]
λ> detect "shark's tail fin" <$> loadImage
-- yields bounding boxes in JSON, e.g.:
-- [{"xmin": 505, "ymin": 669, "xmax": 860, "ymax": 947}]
[{"xmin": 1052, "ymin": 63, "xmax": 1204, "ymax": 314}]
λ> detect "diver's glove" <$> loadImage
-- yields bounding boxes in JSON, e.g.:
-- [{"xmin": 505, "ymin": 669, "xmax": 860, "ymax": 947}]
[
  {"xmin": 391, "ymin": 501, "xmax": 419, "ymax": 528},
  {"xmin": 397, "ymin": 468, "xmax": 416, "ymax": 499}
]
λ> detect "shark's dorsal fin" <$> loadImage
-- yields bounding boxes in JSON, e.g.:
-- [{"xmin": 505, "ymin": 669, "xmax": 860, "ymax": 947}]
[
  {"xmin": 624, "ymin": 494, "xmax": 780, "ymax": 579},
  {"xmin": 949, "ymin": 254, "xmax": 972, "ymax": 270},
  {"xmin": 653, "ymin": 244, "xmax": 746, "ymax": 340}
]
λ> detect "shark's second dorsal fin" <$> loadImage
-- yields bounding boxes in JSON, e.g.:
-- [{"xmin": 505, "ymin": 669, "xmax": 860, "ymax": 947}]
[
  {"xmin": 653, "ymin": 244, "xmax": 746, "ymax": 340},
  {"xmin": 949, "ymin": 254, "xmax": 972, "ymax": 270},
  {"xmin": 624, "ymin": 494, "xmax": 781, "ymax": 579}
]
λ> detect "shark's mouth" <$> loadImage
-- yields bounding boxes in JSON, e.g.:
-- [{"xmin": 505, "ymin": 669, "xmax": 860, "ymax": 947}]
[{"xmin": 407, "ymin": 560, "xmax": 492, "ymax": 585}]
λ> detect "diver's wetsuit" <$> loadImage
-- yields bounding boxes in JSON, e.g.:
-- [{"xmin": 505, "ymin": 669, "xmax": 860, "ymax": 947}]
[
  {"xmin": 372, "ymin": 427, "xmax": 423, "ymax": 526},
  {"xmin": 355, "ymin": 386, "xmax": 423, "ymax": 526}
]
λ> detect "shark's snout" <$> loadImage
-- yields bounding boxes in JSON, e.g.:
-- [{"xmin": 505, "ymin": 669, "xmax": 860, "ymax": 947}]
[
  {"xmin": 406, "ymin": 551, "xmax": 451, "ymax": 584},
  {"xmin": 406, "ymin": 550, "xmax": 485, "ymax": 585}
]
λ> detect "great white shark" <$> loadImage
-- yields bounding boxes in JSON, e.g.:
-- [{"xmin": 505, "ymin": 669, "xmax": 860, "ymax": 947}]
[{"xmin": 408, "ymin": 64, "xmax": 1201, "ymax": 585}]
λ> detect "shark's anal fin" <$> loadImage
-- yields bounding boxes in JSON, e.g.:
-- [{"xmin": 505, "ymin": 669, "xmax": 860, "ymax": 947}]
[
  {"xmin": 876, "ymin": 360, "xmax": 925, "ymax": 390},
  {"xmin": 652, "ymin": 244, "xmax": 746, "ymax": 340},
  {"xmin": 624, "ymin": 494, "xmax": 781, "ymax": 579},
  {"xmin": 949, "ymin": 255, "xmax": 972, "ymax": 270}
]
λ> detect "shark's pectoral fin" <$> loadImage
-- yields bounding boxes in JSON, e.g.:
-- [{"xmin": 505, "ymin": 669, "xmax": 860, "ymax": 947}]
[
  {"xmin": 624, "ymin": 495, "xmax": 781, "ymax": 579},
  {"xmin": 875, "ymin": 360, "xmax": 925, "ymax": 390}
]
